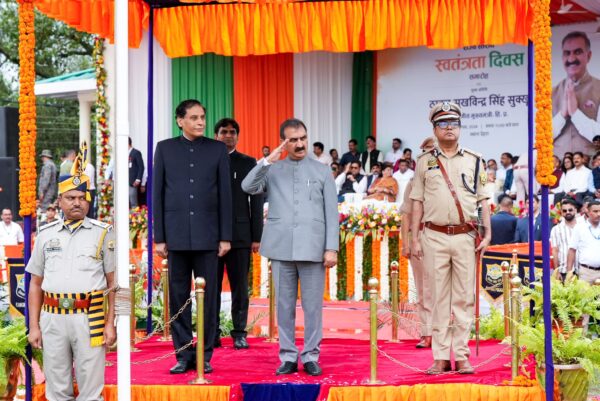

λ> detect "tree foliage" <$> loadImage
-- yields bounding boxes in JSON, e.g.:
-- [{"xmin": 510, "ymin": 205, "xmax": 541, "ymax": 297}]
[{"xmin": 0, "ymin": 0, "xmax": 94, "ymax": 99}]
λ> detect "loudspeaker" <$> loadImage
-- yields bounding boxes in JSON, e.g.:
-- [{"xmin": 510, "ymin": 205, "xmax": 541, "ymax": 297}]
[
  {"xmin": 0, "ymin": 157, "xmax": 18, "ymax": 215},
  {"xmin": 0, "ymin": 107, "xmax": 19, "ymax": 158}
]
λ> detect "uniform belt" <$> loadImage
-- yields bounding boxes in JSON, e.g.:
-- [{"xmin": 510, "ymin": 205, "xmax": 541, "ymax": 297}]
[
  {"xmin": 44, "ymin": 295, "xmax": 90, "ymax": 310},
  {"xmin": 424, "ymin": 222, "xmax": 475, "ymax": 235},
  {"xmin": 580, "ymin": 264, "xmax": 600, "ymax": 271},
  {"xmin": 513, "ymin": 165, "xmax": 528, "ymax": 170}
]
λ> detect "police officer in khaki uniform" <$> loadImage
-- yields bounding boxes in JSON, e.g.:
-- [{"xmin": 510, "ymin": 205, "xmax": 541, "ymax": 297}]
[
  {"xmin": 27, "ymin": 147, "xmax": 116, "ymax": 401},
  {"xmin": 401, "ymin": 137, "xmax": 435, "ymax": 349},
  {"xmin": 410, "ymin": 102, "xmax": 491, "ymax": 375}
]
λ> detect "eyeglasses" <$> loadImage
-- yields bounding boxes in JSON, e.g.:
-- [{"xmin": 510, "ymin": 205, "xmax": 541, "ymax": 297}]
[
  {"xmin": 561, "ymin": 208, "xmax": 575, "ymax": 213},
  {"xmin": 436, "ymin": 121, "xmax": 461, "ymax": 129}
]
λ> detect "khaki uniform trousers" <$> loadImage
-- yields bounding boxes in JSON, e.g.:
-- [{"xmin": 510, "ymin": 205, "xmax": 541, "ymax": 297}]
[
  {"xmin": 40, "ymin": 311, "xmax": 105, "ymax": 401},
  {"xmin": 422, "ymin": 227, "xmax": 475, "ymax": 361},
  {"xmin": 410, "ymin": 254, "xmax": 432, "ymax": 336}
]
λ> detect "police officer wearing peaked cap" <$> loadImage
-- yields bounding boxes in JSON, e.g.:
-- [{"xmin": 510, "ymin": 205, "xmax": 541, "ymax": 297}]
[
  {"xmin": 27, "ymin": 145, "xmax": 116, "ymax": 401},
  {"xmin": 409, "ymin": 101, "xmax": 492, "ymax": 375}
]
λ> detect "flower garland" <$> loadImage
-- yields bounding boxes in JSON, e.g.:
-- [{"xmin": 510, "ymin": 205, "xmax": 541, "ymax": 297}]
[
  {"xmin": 94, "ymin": 37, "xmax": 114, "ymax": 222},
  {"xmin": 336, "ymin": 239, "xmax": 347, "ymax": 300},
  {"xmin": 388, "ymin": 233, "xmax": 400, "ymax": 298},
  {"xmin": 362, "ymin": 235, "xmax": 373, "ymax": 299},
  {"xmin": 533, "ymin": 0, "xmax": 555, "ymax": 187},
  {"xmin": 18, "ymin": 0, "xmax": 36, "ymax": 217},
  {"xmin": 372, "ymin": 238, "xmax": 381, "ymax": 285},
  {"xmin": 398, "ymin": 239, "xmax": 409, "ymax": 302},
  {"xmin": 252, "ymin": 252, "xmax": 262, "ymax": 298},
  {"xmin": 346, "ymin": 239, "xmax": 355, "ymax": 299}
]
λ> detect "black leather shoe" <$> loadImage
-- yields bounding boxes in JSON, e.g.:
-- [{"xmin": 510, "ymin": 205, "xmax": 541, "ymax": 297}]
[
  {"xmin": 214, "ymin": 338, "xmax": 222, "ymax": 348},
  {"xmin": 233, "ymin": 337, "xmax": 249, "ymax": 350},
  {"xmin": 169, "ymin": 360, "xmax": 195, "ymax": 374},
  {"xmin": 276, "ymin": 362, "xmax": 298, "ymax": 375},
  {"xmin": 303, "ymin": 361, "xmax": 322, "ymax": 376},
  {"xmin": 204, "ymin": 361, "xmax": 213, "ymax": 374}
]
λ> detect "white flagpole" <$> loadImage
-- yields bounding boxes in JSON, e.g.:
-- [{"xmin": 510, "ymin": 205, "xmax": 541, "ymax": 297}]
[{"xmin": 115, "ymin": 1, "xmax": 131, "ymax": 400}]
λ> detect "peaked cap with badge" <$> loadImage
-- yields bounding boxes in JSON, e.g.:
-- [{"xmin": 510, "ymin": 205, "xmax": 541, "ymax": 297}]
[{"xmin": 429, "ymin": 101, "xmax": 461, "ymax": 123}]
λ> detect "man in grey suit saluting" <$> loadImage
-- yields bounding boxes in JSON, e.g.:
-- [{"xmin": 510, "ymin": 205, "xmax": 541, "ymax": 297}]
[{"xmin": 242, "ymin": 118, "xmax": 339, "ymax": 376}]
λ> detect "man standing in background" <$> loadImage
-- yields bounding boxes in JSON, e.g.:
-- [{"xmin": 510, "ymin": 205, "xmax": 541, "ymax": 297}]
[
  {"xmin": 214, "ymin": 118, "xmax": 263, "ymax": 350},
  {"xmin": 38, "ymin": 149, "xmax": 58, "ymax": 214},
  {"xmin": 129, "ymin": 137, "xmax": 145, "ymax": 207},
  {"xmin": 361, "ymin": 136, "xmax": 383, "ymax": 174}
]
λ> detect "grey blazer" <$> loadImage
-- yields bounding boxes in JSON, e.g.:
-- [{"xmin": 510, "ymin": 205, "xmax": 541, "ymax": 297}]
[{"xmin": 242, "ymin": 157, "xmax": 339, "ymax": 262}]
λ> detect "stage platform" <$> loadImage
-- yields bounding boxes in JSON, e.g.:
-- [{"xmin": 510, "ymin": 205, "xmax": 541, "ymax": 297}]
[{"xmin": 32, "ymin": 336, "xmax": 544, "ymax": 401}]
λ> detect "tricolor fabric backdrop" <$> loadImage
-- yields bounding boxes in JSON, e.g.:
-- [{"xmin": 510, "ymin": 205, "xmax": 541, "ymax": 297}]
[{"xmin": 125, "ymin": 22, "xmax": 597, "ymax": 164}]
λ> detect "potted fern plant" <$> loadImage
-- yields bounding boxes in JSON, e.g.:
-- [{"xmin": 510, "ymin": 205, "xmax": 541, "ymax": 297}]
[
  {"xmin": 522, "ymin": 277, "xmax": 600, "ymax": 333},
  {"xmin": 0, "ymin": 311, "xmax": 43, "ymax": 400},
  {"xmin": 520, "ymin": 323, "xmax": 600, "ymax": 401}
]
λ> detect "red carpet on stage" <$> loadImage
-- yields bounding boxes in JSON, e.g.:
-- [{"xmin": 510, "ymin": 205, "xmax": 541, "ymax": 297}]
[{"xmin": 106, "ymin": 336, "xmax": 511, "ymax": 386}]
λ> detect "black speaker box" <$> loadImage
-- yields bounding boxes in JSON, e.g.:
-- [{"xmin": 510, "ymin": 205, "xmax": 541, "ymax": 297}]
[
  {"xmin": 0, "ymin": 107, "xmax": 19, "ymax": 159},
  {"xmin": 0, "ymin": 157, "xmax": 19, "ymax": 215}
]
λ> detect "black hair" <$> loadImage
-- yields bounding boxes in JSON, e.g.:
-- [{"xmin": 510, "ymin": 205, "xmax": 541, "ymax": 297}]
[
  {"xmin": 497, "ymin": 194, "xmax": 513, "ymax": 205},
  {"xmin": 573, "ymin": 151, "xmax": 584, "ymax": 159},
  {"xmin": 214, "ymin": 118, "xmax": 240, "ymax": 135},
  {"xmin": 128, "ymin": 137, "xmax": 132, "ymax": 146},
  {"xmin": 366, "ymin": 135, "xmax": 376, "ymax": 143},
  {"xmin": 403, "ymin": 148, "xmax": 412, "ymax": 154},
  {"xmin": 313, "ymin": 142, "xmax": 324, "ymax": 151},
  {"xmin": 562, "ymin": 31, "xmax": 591, "ymax": 50},
  {"xmin": 348, "ymin": 139, "xmax": 358, "ymax": 145},
  {"xmin": 393, "ymin": 138, "xmax": 402, "ymax": 144},
  {"xmin": 560, "ymin": 198, "xmax": 579, "ymax": 211},
  {"xmin": 279, "ymin": 118, "xmax": 307, "ymax": 140},
  {"xmin": 501, "ymin": 152, "xmax": 513, "ymax": 160},
  {"xmin": 350, "ymin": 160, "xmax": 362, "ymax": 168},
  {"xmin": 329, "ymin": 148, "xmax": 338, "ymax": 156},
  {"xmin": 175, "ymin": 99, "xmax": 206, "ymax": 121}
]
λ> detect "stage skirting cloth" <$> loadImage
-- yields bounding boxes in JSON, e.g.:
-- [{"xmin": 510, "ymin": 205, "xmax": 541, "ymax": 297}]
[{"xmin": 31, "ymin": 337, "xmax": 542, "ymax": 401}]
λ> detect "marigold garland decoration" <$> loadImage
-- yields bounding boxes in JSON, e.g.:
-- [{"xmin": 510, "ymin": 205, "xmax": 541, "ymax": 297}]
[
  {"xmin": 252, "ymin": 252, "xmax": 262, "ymax": 298},
  {"xmin": 94, "ymin": 37, "xmax": 114, "ymax": 223},
  {"xmin": 18, "ymin": 0, "xmax": 36, "ymax": 217},
  {"xmin": 346, "ymin": 239, "xmax": 355, "ymax": 299},
  {"xmin": 398, "ymin": 240, "xmax": 409, "ymax": 302},
  {"xmin": 372, "ymin": 239, "xmax": 381, "ymax": 285},
  {"xmin": 336, "ymin": 241, "xmax": 347, "ymax": 300},
  {"xmin": 533, "ymin": 0, "xmax": 556, "ymax": 187}
]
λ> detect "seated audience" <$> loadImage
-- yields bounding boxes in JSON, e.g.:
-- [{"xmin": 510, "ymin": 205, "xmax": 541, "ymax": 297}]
[
  {"xmin": 335, "ymin": 161, "xmax": 367, "ymax": 202},
  {"xmin": 365, "ymin": 163, "xmax": 398, "ymax": 202}
]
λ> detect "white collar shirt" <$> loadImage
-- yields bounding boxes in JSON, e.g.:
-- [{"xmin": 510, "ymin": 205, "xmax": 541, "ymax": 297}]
[
  {"xmin": 569, "ymin": 221, "xmax": 600, "ymax": 267},
  {"xmin": 562, "ymin": 166, "xmax": 591, "ymax": 193},
  {"xmin": 0, "ymin": 221, "xmax": 24, "ymax": 246}
]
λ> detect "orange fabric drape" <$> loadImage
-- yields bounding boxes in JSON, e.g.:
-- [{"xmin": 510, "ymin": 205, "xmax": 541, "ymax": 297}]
[
  {"xmin": 233, "ymin": 54, "xmax": 293, "ymax": 159},
  {"xmin": 327, "ymin": 383, "xmax": 545, "ymax": 401},
  {"xmin": 33, "ymin": 384, "xmax": 230, "ymax": 401},
  {"xmin": 153, "ymin": 0, "xmax": 532, "ymax": 58},
  {"xmin": 34, "ymin": 0, "xmax": 149, "ymax": 47},
  {"xmin": 35, "ymin": 0, "xmax": 533, "ymax": 57}
]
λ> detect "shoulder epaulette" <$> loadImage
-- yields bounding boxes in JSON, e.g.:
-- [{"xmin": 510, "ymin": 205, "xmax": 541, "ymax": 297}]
[
  {"xmin": 89, "ymin": 219, "xmax": 110, "ymax": 230},
  {"xmin": 462, "ymin": 148, "xmax": 483, "ymax": 159},
  {"xmin": 417, "ymin": 149, "xmax": 435, "ymax": 159},
  {"xmin": 39, "ymin": 219, "xmax": 60, "ymax": 232}
]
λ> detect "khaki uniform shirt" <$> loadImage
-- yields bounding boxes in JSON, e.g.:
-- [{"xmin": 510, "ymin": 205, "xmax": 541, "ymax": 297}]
[
  {"xmin": 26, "ymin": 218, "xmax": 115, "ymax": 293},
  {"xmin": 410, "ymin": 147, "xmax": 488, "ymax": 225}
]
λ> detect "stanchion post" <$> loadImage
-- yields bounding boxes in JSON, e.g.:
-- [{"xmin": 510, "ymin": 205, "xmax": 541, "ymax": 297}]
[
  {"xmin": 501, "ymin": 261, "xmax": 510, "ymax": 337},
  {"xmin": 190, "ymin": 277, "xmax": 211, "ymax": 384},
  {"xmin": 158, "ymin": 259, "xmax": 171, "ymax": 341},
  {"xmin": 389, "ymin": 261, "xmax": 399, "ymax": 343},
  {"xmin": 368, "ymin": 277, "xmax": 382, "ymax": 384},
  {"xmin": 266, "ymin": 260, "xmax": 277, "ymax": 342},
  {"xmin": 129, "ymin": 264, "xmax": 140, "ymax": 351},
  {"xmin": 510, "ymin": 274, "xmax": 522, "ymax": 379}
]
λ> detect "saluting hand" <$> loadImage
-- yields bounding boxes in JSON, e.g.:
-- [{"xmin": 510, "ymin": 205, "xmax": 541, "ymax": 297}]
[{"xmin": 266, "ymin": 140, "xmax": 289, "ymax": 164}]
